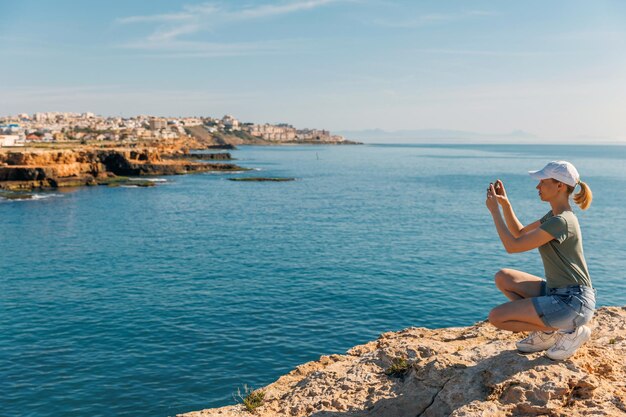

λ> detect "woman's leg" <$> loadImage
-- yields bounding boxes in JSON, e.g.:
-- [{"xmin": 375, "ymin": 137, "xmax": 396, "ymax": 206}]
[
  {"xmin": 491, "ymin": 269, "xmax": 556, "ymax": 332},
  {"xmin": 488, "ymin": 298, "xmax": 558, "ymax": 332},
  {"xmin": 494, "ymin": 268, "xmax": 544, "ymax": 301}
]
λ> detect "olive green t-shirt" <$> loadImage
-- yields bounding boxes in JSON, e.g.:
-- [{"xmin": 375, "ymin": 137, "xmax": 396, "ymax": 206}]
[{"xmin": 538, "ymin": 210, "xmax": 592, "ymax": 289}]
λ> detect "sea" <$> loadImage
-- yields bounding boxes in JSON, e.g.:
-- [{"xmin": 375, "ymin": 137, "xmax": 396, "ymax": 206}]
[{"xmin": 1, "ymin": 143, "xmax": 625, "ymax": 417}]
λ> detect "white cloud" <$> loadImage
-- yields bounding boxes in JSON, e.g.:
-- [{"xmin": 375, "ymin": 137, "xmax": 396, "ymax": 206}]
[
  {"xmin": 116, "ymin": 3, "xmax": 219, "ymax": 24},
  {"xmin": 146, "ymin": 24, "xmax": 203, "ymax": 42},
  {"xmin": 115, "ymin": 1, "xmax": 345, "ymax": 55},
  {"xmin": 237, "ymin": 0, "xmax": 342, "ymax": 19},
  {"xmin": 116, "ymin": 12, "xmax": 195, "ymax": 24}
]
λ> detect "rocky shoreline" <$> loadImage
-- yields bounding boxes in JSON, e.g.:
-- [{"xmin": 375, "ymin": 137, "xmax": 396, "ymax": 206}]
[
  {"xmin": 0, "ymin": 132, "xmax": 359, "ymax": 191},
  {"xmin": 181, "ymin": 306, "xmax": 626, "ymax": 417},
  {"xmin": 0, "ymin": 143, "xmax": 244, "ymax": 191}
]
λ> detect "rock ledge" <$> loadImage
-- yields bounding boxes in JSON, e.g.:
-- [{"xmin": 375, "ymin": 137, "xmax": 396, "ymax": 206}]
[{"xmin": 181, "ymin": 307, "xmax": 626, "ymax": 417}]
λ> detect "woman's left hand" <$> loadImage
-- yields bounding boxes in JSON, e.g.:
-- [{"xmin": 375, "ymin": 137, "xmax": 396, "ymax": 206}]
[{"xmin": 485, "ymin": 183, "xmax": 499, "ymax": 213}]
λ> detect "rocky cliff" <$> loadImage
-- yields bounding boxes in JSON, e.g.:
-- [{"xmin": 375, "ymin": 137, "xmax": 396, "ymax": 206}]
[
  {"xmin": 181, "ymin": 307, "xmax": 626, "ymax": 417},
  {"xmin": 0, "ymin": 146, "xmax": 244, "ymax": 190}
]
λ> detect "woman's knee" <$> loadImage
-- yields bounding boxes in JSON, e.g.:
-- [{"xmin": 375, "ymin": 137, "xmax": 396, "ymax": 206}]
[
  {"xmin": 488, "ymin": 307, "xmax": 504, "ymax": 328},
  {"xmin": 494, "ymin": 268, "xmax": 513, "ymax": 289}
]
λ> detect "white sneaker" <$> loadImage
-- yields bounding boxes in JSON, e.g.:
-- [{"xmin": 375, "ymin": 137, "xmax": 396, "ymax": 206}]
[
  {"xmin": 516, "ymin": 331, "xmax": 559, "ymax": 353},
  {"xmin": 546, "ymin": 325, "xmax": 592, "ymax": 361}
]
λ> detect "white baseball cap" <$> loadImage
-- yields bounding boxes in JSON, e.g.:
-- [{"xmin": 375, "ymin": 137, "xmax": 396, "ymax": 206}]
[{"xmin": 528, "ymin": 160, "xmax": 580, "ymax": 187}]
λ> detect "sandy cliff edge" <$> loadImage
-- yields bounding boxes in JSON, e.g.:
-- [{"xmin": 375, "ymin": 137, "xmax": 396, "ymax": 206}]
[{"xmin": 180, "ymin": 306, "xmax": 626, "ymax": 417}]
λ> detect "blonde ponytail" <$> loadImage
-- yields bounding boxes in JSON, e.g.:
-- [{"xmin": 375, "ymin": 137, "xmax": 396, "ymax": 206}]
[{"xmin": 573, "ymin": 181, "xmax": 592, "ymax": 210}]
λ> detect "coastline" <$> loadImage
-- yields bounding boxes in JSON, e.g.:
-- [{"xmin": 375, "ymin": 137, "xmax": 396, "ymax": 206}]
[
  {"xmin": 0, "ymin": 145, "xmax": 244, "ymax": 191},
  {"xmin": 0, "ymin": 135, "xmax": 361, "ymax": 192},
  {"xmin": 180, "ymin": 307, "xmax": 626, "ymax": 417}
]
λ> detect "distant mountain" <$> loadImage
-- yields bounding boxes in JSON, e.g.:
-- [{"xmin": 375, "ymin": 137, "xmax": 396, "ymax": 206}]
[{"xmin": 335, "ymin": 128, "xmax": 539, "ymax": 143}]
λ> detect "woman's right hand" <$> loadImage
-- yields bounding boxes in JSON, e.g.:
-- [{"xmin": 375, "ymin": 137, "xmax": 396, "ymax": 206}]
[{"xmin": 494, "ymin": 179, "xmax": 509, "ymax": 206}]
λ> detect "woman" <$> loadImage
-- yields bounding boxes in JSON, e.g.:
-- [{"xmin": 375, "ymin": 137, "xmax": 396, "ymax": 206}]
[{"xmin": 485, "ymin": 160, "xmax": 595, "ymax": 360}]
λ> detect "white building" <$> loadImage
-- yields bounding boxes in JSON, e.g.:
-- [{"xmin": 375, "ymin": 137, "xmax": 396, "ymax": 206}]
[
  {"xmin": 248, "ymin": 123, "xmax": 297, "ymax": 141},
  {"xmin": 33, "ymin": 112, "xmax": 48, "ymax": 122},
  {"xmin": 221, "ymin": 115, "xmax": 240, "ymax": 131},
  {"xmin": 0, "ymin": 135, "xmax": 21, "ymax": 147}
]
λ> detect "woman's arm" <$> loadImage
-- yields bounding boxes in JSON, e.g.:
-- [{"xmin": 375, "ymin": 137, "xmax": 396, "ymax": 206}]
[
  {"xmin": 490, "ymin": 209, "xmax": 553, "ymax": 253},
  {"xmin": 494, "ymin": 179, "xmax": 532, "ymax": 238},
  {"xmin": 487, "ymin": 183, "xmax": 553, "ymax": 253},
  {"xmin": 502, "ymin": 204, "xmax": 542, "ymax": 237},
  {"xmin": 500, "ymin": 201, "xmax": 524, "ymax": 238}
]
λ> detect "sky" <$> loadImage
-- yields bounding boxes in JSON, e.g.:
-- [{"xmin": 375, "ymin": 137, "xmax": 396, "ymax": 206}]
[{"xmin": 1, "ymin": 0, "xmax": 626, "ymax": 141}]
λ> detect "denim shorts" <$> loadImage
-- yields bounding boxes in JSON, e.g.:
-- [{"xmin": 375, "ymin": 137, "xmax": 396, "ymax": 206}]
[{"xmin": 532, "ymin": 282, "xmax": 596, "ymax": 331}]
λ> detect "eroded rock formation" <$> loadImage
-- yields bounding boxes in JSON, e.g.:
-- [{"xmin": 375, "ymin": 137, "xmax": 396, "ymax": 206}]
[{"xmin": 0, "ymin": 146, "xmax": 245, "ymax": 190}]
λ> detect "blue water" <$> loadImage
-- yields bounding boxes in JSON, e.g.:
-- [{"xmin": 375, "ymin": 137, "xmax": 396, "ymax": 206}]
[{"xmin": 1, "ymin": 144, "xmax": 625, "ymax": 417}]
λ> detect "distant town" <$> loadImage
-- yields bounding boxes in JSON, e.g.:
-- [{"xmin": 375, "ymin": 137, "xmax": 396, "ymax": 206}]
[{"xmin": 0, "ymin": 112, "xmax": 347, "ymax": 147}]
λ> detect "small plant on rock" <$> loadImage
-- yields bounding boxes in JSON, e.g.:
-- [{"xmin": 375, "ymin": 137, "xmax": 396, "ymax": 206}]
[
  {"xmin": 385, "ymin": 357, "xmax": 410, "ymax": 377},
  {"xmin": 234, "ymin": 384, "xmax": 265, "ymax": 413}
]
